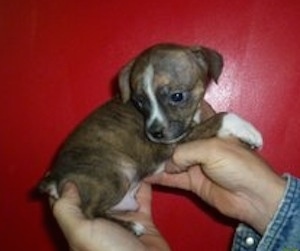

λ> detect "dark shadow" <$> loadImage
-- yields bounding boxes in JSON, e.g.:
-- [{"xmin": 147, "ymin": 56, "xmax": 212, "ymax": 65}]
[
  {"xmin": 109, "ymin": 74, "xmax": 120, "ymax": 97},
  {"xmin": 41, "ymin": 198, "xmax": 69, "ymax": 251},
  {"xmin": 28, "ymin": 180, "xmax": 69, "ymax": 251}
]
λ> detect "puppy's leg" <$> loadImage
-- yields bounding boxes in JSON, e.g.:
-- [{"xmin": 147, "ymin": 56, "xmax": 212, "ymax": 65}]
[
  {"xmin": 217, "ymin": 113, "xmax": 263, "ymax": 149},
  {"xmin": 185, "ymin": 112, "xmax": 263, "ymax": 149},
  {"xmin": 109, "ymin": 182, "xmax": 146, "ymax": 236},
  {"xmin": 66, "ymin": 173, "xmax": 146, "ymax": 236},
  {"xmin": 184, "ymin": 112, "xmax": 227, "ymax": 141}
]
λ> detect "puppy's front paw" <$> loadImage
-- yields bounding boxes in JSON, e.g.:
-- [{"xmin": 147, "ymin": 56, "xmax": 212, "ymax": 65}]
[{"xmin": 217, "ymin": 113, "xmax": 263, "ymax": 149}]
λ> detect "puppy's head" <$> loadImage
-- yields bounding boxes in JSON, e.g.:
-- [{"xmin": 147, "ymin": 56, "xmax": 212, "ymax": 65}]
[{"xmin": 119, "ymin": 43, "xmax": 223, "ymax": 144}]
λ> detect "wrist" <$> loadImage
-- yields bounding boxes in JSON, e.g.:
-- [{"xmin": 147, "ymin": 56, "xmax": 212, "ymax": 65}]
[{"xmin": 239, "ymin": 175, "xmax": 286, "ymax": 234}]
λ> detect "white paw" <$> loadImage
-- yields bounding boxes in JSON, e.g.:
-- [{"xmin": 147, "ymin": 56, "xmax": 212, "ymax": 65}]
[
  {"xmin": 218, "ymin": 113, "xmax": 263, "ymax": 149},
  {"xmin": 132, "ymin": 222, "xmax": 146, "ymax": 236}
]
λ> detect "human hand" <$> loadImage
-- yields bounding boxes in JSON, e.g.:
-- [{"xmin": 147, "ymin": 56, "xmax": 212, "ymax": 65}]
[
  {"xmin": 147, "ymin": 138, "xmax": 286, "ymax": 234},
  {"xmin": 51, "ymin": 182, "xmax": 170, "ymax": 251}
]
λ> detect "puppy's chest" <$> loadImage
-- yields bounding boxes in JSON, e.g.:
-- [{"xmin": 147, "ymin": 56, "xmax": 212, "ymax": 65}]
[{"xmin": 132, "ymin": 144, "xmax": 173, "ymax": 178}]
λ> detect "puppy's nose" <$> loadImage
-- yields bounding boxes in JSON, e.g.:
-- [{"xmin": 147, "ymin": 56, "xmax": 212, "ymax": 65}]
[
  {"xmin": 151, "ymin": 130, "xmax": 164, "ymax": 139},
  {"xmin": 147, "ymin": 122, "xmax": 165, "ymax": 140}
]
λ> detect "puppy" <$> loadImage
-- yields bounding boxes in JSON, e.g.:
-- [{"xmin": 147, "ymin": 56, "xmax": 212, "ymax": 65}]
[{"xmin": 39, "ymin": 43, "xmax": 262, "ymax": 235}]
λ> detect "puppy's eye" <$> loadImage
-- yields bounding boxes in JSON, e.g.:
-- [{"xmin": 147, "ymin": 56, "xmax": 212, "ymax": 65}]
[
  {"xmin": 169, "ymin": 92, "xmax": 187, "ymax": 104},
  {"xmin": 136, "ymin": 100, "xmax": 143, "ymax": 109},
  {"xmin": 133, "ymin": 96, "xmax": 145, "ymax": 110},
  {"xmin": 135, "ymin": 100, "xmax": 143, "ymax": 109}
]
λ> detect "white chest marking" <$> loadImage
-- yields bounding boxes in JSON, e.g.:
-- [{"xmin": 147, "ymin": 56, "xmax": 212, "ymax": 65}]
[
  {"xmin": 193, "ymin": 109, "xmax": 202, "ymax": 124},
  {"xmin": 110, "ymin": 167, "xmax": 139, "ymax": 211},
  {"xmin": 111, "ymin": 182, "xmax": 141, "ymax": 212}
]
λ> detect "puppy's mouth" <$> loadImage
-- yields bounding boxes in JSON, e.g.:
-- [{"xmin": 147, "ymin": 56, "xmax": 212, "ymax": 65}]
[
  {"xmin": 146, "ymin": 121, "xmax": 190, "ymax": 144},
  {"xmin": 146, "ymin": 131, "xmax": 188, "ymax": 144}
]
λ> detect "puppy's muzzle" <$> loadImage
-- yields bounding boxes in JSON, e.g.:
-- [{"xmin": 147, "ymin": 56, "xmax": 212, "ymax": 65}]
[{"xmin": 146, "ymin": 119, "xmax": 187, "ymax": 144}]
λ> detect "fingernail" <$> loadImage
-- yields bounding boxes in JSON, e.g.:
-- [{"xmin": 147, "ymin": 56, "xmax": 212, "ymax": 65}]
[{"xmin": 62, "ymin": 181, "xmax": 75, "ymax": 193}]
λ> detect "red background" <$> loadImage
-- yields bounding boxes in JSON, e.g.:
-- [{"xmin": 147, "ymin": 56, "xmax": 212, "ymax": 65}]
[{"xmin": 1, "ymin": 0, "xmax": 300, "ymax": 250}]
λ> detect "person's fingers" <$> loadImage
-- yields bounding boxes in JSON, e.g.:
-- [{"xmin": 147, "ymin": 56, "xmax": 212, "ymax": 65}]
[
  {"xmin": 146, "ymin": 165, "xmax": 204, "ymax": 191},
  {"xmin": 52, "ymin": 182, "xmax": 85, "ymax": 232},
  {"xmin": 164, "ymin": 160, "xmax": 188, "ymax": 173},
  {"xmin": 146, "ymin": 172, "xmax": 189, "ymax": 189},
  {"xmin": 171, "ymin": 139, "xmax": 216, "ymax": 168},
  {"xmin": 172, "ymin": 138, "xmax": 242, "ymax": 169},
  {"xmin": 136, "ymin": 183, "xmax": 152, "ymax": 215},
  {"xmin": 61, "ymin": 182, "xmax": 81, "ymax": 204}
]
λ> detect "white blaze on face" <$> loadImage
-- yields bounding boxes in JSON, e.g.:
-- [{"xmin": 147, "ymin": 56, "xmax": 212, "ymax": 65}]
[{"xmin": 142, "ymin": 64, "xmax": 166, "ymax": 127}]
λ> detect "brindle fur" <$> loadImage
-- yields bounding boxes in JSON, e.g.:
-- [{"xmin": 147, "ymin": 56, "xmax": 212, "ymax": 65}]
[{"xmin": 39, "ymin": 43, "xmax": 225, "ymax": 234}]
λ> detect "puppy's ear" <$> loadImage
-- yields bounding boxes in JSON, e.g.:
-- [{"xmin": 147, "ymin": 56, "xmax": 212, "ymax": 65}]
[
  {"xmin": 190, "ymin": 46, "xmax": 223, "ymax": 83},
  {"xmin": 118, "ymin": 60, "xmax": 135, "ymax": 103}
]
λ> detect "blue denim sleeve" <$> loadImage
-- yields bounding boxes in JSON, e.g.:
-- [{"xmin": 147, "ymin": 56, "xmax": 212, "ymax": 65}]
[{"xmin": 231, "ymin": 174, "xmax": 300, "ymax": 251}]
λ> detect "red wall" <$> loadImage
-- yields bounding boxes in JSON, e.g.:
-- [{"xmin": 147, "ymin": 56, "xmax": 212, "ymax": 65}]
[{"xmin": 1, "ymin": 1, "xmax": 300, "ymax": 250}]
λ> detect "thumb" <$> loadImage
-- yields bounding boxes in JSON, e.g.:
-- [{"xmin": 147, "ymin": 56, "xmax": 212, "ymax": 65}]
[
  {"xmin": 52, "ymin": 182, "xmax": 86, "ymax": 233},
  {"xmin": 172, "ymin": 138, "xmax": 240, "ymax": 169},
  {"xmin": 172, "ymin": 139, "xmax": 215, "ymax": 168},
  {"xmin": 136, "ymin": 183, "xmax": 152, "ymax": 215},
  {"xmin": 60, "ymin": 182, "xmax": 81, "ymax": 206}
]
